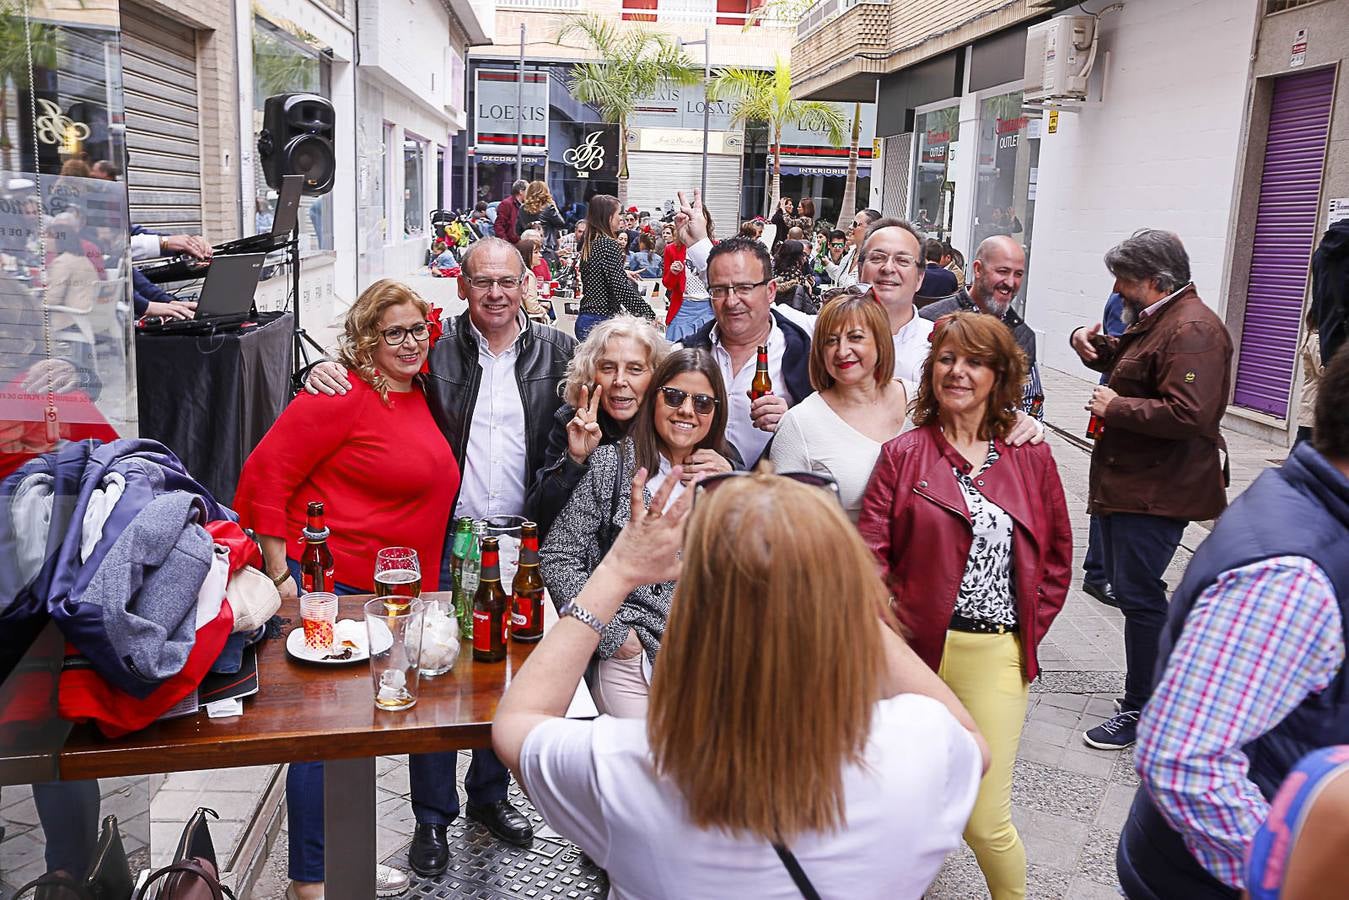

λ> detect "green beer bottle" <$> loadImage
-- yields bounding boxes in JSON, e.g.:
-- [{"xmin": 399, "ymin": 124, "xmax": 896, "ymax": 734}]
[{"xmin": 455, "ymin": 521, "xmax": 484, "ymax": 640}]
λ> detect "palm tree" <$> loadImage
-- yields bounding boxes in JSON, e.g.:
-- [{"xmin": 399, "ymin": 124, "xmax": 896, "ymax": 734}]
[
  {"xmin": 710, "ymin": 56, "xmax": 845, "ymax": 217},
  {"xmin": 834, "ymin": 102, "xmax": 862, "ymax": 230},
  {"xmin": 556, "ymin": 15, "xmax": 699, "ymax": 206},
  {"xmin": 0, "ymin": 6, "xmax": 61, "ymax": 172}
]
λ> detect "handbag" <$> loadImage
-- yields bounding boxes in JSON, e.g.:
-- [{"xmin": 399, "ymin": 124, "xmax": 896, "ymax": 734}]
[
  {"xmin": 12, "ymin": 815, "xmax": 133, "ymax": 900},
  {"xmin": 135, "ymin": 808, "xmax": 236, "ymax": 900}
]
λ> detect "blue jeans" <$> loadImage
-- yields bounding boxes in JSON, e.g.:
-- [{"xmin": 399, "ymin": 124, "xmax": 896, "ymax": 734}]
[
  {"xmin": 1098, "ymin": 513, "xmax": 1186, "ymax": 712},
  {"xmin": 665, "ymin": 297, "xmax": 713, "ymax": 343},
  {"xmin": 574, "ymin": 312, "xmax": 606, "ymax": 342},
  {"xmin": 284, "ymin": 560, "xmax": 511, "ymax": 882},
  {"xmin": 32, "ymin": 780, "xmax": 101, "ymax": 876},
  {"xmin": 1083, "ymin": 514, "xmax": 1107, "ymax": 586}
]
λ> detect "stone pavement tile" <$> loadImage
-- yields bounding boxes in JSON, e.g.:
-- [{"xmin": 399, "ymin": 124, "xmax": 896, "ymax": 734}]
[
  {"xmin": 1011, "ymin": 759, "xmax": 1106, "ymax": 823},
  {"xmin": 377, "ymin": 755, "xmax": 400, "ymax": 776},
  {"xmin": 0, "ymin": 794, "xmax": 38, "ymax": 827},
  {"xmin": 1094, "ymin": 783, "xmax": 1139, "ymax": 830},
  {"xmin": 1039, "ymin": 691, "xmax": 1091, "ymax": 713},
  {"xmin": 1034, "ymin": 671, "xmax": 1125, "ymax": 695},
  {"xmin": 1026, "ymin": 862, "xmax": 1073, "ymax": 899},
  {"xmin": 1109, "ymin": 746, "xmax": 1141, "ymax": 786},
  {"xmin": 376, "ymin": 761, "xmax": 411, "ymax": 797},
  {"xmin": 1085, "ymin": 694, "xmax": 1122, "ymax": 719},
  {"xmin": 1028, "ymin": 701, "xmax": 1084, "ymax": 731},
  {"xmin": 377, "ymin": 824, "xmax": 411, "ymax": 860},
  {"xmin": 375, "ymin": 792, "xmax": 416, "ymax": 834},
  {"xmin": 1019, "ymin": 738, "xmax": 1066, "ymax": 768},
  {"xmin": 928, "ymin": 846, "xmax": 989, "ymax": 899},
  {"xmin": 1022, "ymin": 719, "xmax": 1078, "ymax": 749},
  {"xmin": 1013, "ymin": 806, "xmax": 1089, "ymax": 871},
  {"xmin": 1058, "ymin": 747, "xmax": 1117, "ymax": 779},
  {"xmin": 1079, "ymin": 825, "xmax": 1127, "ymax": 886},
  {"xmin": 1068, "ymin": 875, "xmax": 1126, "ymax": 899}
]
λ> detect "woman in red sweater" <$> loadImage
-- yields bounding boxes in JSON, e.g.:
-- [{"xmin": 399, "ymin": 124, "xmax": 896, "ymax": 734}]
[{"xmin": 234, "ymin": 278, "xmax": 457, "ymax": 900}]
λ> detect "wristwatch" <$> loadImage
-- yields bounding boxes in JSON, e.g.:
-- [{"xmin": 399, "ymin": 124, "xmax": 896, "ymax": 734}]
[{"xmin": 559, "ymin": 599, "xmax": 606, "ymax": 635}]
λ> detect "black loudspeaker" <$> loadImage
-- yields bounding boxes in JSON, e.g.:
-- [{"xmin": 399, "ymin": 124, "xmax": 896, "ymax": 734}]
[{"xmin": 258, "ymin": 93, "xmax": 336, "ymax": 196}]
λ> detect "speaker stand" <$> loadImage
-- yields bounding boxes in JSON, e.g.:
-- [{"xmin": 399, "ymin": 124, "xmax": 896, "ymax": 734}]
[{"xmin": 287, "ymin": 225, "xmax": 327, "ymax": 393}]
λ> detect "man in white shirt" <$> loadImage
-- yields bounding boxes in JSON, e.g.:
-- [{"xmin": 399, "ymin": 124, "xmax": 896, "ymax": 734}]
[
  {"xmin": 821, "ymin": 207, "xmax": 881, "ymax": 288},
  {"xmin": 305, "ymin": 237, "xmax": 578, "ymax": 876}
]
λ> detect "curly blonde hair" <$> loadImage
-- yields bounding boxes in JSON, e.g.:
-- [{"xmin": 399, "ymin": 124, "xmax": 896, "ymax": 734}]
[
  {"xmin": 335, "ymin": 279, "xmax": 431, "ymax": 402},
  {"xmin": 559, "ymin": 314, "xmax": 670, "ymax": 409},
  {"xmin": 523, "ymin": 180, "xmax": 555, "ymax": 214}
]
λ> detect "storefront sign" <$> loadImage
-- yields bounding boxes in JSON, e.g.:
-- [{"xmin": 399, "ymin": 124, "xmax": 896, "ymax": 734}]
[
  {"xmin": 1290, "ymin": 28, "xmax": 1308, "ymax": 68},
  {"xmin": 1048, "ymin": 110, "xmax": 1060, "ymax": 134},
  {"xmin": 780, "ymin": 164, "xmax": 873, "ymax": 178},
  {"xmin": 629, "ymin": 82, "xmax": 736, "ymax": 132},
  {"xmin": 1329, "ymin": 197, "xmax": 1349, "ymax": 226},
  {"xmin": 777, "ymin": 102, "xmax": 876, "ymax": 165},
  {"xmin": 563, "ymin": 125, "xmax": 620, "ymax": 179},
  {"xmin": 473, "ymin": 69, "xmax": 549, "ymax": 153},
  {"xmin": 629, "ymin": 127, "xmax": 742, "ymax": 155}
]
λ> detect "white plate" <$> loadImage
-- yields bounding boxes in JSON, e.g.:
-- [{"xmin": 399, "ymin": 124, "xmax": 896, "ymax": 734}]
[{"xmin": 286, "ymin": 618, "xmax": 393, "ymax": 664}]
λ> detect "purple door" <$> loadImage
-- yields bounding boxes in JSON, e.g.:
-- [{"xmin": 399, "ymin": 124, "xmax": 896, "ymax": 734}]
[{"xmin": 1233, "ymin": 67, "xmax": 1335, "ymax": 417}]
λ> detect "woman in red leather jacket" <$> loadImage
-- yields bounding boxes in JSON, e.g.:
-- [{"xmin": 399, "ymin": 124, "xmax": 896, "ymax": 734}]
[{"xmin": 858, "ymin": 311, "xmax": 1071, "ymax": 900}]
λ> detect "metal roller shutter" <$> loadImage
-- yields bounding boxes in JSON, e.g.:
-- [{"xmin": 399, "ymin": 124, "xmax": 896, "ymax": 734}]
[
  {"xmin": 1233, "ymin": 67, "xmax": 1335, "ymax": 418},
  {"xmin": 880, "ymin": 133, "xmax": 911, "ymax": 219},
  {"xmin": 624, "ymin": 151, "xmax": 742, "ymax": 237},
  {"xmin": 119, "ymin": 4, "xmax": 202, "ymax": 236}
]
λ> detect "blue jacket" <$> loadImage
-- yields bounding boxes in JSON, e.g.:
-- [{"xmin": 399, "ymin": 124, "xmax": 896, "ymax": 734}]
[
  {"xmin": 1118, "ymin": 441, "xmax": 1349, "ymax": 896},
  {"xmin": 680, "ymin": 309, "xmax": 814, "ymax": 409}
]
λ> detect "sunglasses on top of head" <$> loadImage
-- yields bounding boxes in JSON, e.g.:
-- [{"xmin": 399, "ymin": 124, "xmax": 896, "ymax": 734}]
[{"xmin": 692, "ymin": 470, "xmax": 841, "ymax": 506}]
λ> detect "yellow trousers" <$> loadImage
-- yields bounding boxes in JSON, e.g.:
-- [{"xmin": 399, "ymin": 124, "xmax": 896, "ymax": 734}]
[{"xmin": 937, "ymin": 629, "xmax": 1030, "ymax": 900}]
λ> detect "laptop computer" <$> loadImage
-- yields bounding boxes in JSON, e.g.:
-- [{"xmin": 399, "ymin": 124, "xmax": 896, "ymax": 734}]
[
  {"xmin": 141, "ymin": 252, "xmax": 267, "ymax": 335},
  {"xmin": 215, "ymin": 174, "xmax": 304, "ymax": 254}
]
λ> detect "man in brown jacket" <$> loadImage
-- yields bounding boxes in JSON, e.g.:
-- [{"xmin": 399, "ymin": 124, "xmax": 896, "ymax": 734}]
[{"xmin": 1068, "ymin": 229, "xmax": 1234, "ymax": 751}]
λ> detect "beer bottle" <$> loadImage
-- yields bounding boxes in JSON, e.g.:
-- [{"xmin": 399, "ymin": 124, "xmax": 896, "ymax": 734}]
[
  {"xmin": 450, "ymin": 517, "xmax": 474, "ymax": 637},
  {"xmin": 1086, "ymin": 414, "xmax": 1105, "ymax": 440},
  {"xmin": 299, "ymin": 501, "xmax": 334, "ymax": 593},
  {"xmin": 510, "ymin": 522, "xmax": 545, "ymax": 643},
  {"xmin": 458, "ymin": 521, "xmax": 483, "ymax": 640},
  {"xmin": 749, "ymin": 345, "xmax": 772, "ymax": 400},
  {"xmin": 472, "ymin": 536, "xmax": 509, "ymax": 662}
]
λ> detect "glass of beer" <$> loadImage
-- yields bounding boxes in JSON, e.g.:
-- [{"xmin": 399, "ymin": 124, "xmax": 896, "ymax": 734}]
[
  {"xmin": 374, "ymin": 547, "xmax": 421, "ymax": 609},
  {"xmin": 365, "ymin": 598, "xmax": 424, "ymax": 712}
]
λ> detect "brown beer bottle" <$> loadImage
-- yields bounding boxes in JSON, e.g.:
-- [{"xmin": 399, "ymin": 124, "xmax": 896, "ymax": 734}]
[
  {"xmin": 1086, "ymin": 414, "xmax": 1105, "ymax": 440},
  {"xmin": 299, "ymin": 501, "xmax": 334, "ymax": 593},
  {"xmin": 511, "ymin": 522, "xmax": 545, "ymax": 643},
  {"xmin": 472, "ymin": 536, "xmax": 509, "ymax": 662},
  {"xmin": 749, "ymin": 345, "xmax": 772, "ymax": 400}
]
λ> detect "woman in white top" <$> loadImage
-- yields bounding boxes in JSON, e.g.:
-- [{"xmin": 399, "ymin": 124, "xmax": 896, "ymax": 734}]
[
  {"xmin": 495, "ymin": 468, "xmax": 990, "ymax": 900},
  {"xmin": 771, "ymin": 291, "xmax": 909, "ymax": 522}
]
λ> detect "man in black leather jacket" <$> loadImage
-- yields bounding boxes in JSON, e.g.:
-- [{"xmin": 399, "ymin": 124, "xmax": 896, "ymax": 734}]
[{"xmin": 303, "ymin": 236, "xmax": 576, "ymax": 876}]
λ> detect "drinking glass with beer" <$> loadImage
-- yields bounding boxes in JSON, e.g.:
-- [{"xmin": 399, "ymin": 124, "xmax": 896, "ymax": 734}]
[{"xmin": 374, "ymin": 546, "xmax": 421, "ymax": 609}]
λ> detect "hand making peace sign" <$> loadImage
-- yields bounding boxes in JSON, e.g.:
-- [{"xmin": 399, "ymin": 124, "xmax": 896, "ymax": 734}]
[{"xmin": 566, "ymin": 383, "xmax": 604, "ymax": 465}]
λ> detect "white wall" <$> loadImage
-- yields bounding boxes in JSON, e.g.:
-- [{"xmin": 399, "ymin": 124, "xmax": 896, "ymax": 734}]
[{"xmin": 1023, "ymin": 0, "xmax": 1260, "ymax": 375}]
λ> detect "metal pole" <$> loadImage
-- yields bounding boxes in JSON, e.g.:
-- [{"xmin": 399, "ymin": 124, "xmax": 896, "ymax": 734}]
[
  {"xmin": 516, "ymin": 23, "xmax": 525, "ymax": 181},
  {"xmin": 700, "ymin": 27, "xmax": 709, "ymax": 200}
]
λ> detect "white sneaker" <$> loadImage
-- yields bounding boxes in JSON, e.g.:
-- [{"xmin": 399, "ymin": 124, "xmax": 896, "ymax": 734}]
[{"xmin": 376, "ymin": 864, "xmax": 410, "ymax": 897}]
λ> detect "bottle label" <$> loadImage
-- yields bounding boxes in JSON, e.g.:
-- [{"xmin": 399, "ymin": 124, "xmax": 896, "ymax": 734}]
[
  {"xmin": 511, "ymin": 611, "xmax": 528, "ymax": 628},
  {"xmin": 473, "ymin": 609, "xmax": 491, "ymax": 652}
]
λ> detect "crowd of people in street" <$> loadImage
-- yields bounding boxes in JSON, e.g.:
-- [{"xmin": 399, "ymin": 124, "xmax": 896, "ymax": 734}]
[{"xmin": 202, "ymin": 177, "xmax": 1349, "ymax": 900}]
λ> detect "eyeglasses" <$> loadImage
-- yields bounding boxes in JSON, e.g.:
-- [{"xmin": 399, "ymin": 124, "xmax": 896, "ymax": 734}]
[
  {"xmin": 658, "ymin": 386, "xmax": 718, "ymax": 416},
  {"xmin": 379, "ymin": 322, "xmax": 432, "ymax": 346},
  {"xmin": 693, "ymin": 470, "xmax": 841, "ymax": 506},
  {"xmin": 465, "ymin": 275, "xmax": 524, "ymax": 291},
  {"xmin": 707, "ymin": 279, "xmax": 770, "ymax": 301},
  {"xmin": 862, "ymin": 251, "xmax": 919, "ymax": 270}
]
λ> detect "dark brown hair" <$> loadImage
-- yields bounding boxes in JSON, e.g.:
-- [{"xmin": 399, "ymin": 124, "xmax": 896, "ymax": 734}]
[
  {"xmin": 911, "ymin": 311, "xmax": 1026, "ymax": 440},
  {"xmin": 1314, "ymin": 341, "xmax": 1349, "ymax": 460},
  {"xmin": 808, "ymin": 293, "xmax": 895, "ymax": 391},
  {"xmin": 632, "ymin": 348, "xmax": 730, "ymax": 475},
  {"xmin": 580, "ymin": 194, "xmax": 620, "ymax": 262}
]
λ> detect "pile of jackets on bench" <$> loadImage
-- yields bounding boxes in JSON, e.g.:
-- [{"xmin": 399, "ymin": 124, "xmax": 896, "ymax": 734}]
[{"xmin": 0, "ymin": 438, "xmax": 280, "ymax": 737}]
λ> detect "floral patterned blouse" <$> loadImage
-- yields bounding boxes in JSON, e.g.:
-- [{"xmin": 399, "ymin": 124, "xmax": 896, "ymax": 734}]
[{"xmin": 952, "ymin": 442, "xmax": 1016, "ymax": 626}]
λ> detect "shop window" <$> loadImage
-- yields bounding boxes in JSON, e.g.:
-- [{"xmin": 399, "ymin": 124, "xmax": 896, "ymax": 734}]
[
  {"xmin": 404, "ymin": 138, "xmax": 426, "ymax": 237},
  {"xmin": 911, "ymin": 106, "xmax": 959, "ymax": 244},
  {"xmin": 252, "ymin": 17, "xmax": 333, "ymax": 254},
  {"xmin": 972, "ymin": 89, "xmax": 1038, "ymax": 305}
]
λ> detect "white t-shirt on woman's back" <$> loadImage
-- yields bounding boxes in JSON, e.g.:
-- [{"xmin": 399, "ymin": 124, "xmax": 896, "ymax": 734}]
[{"xmin": 518, "ymin": 693, "xmax": 981, "ymax": 899}]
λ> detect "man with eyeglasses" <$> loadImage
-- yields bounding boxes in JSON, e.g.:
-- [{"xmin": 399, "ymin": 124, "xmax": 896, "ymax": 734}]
[
  {"xmin": 304, "ymin": 236, "xmax": 576, "ymax": 874},
  {"xmin": 921, "ymin": 234, "xmax": 1044, "ymax": 419}
]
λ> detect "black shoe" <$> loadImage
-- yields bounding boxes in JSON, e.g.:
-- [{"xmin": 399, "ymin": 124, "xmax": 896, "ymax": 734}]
[
  {"xmin": 1083, "ymin": 709, "xmax": 1141, "ymax": 750},
  {"xmin": 467, "ymin": 800, "xmax": 534, "ymax": 848},
  {"xmin": 1083, "ymin": 580, "xmax": 1120, "ymax": 608},
  {"xmin": 408, "ymin": 823, "xmax": 449, "ymax": 877}
]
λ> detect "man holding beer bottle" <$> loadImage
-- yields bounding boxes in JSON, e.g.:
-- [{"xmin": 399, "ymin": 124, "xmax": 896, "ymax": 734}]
[{"xmin": 304, "ymin": 237, "xmax": 573, "ymax": 874}]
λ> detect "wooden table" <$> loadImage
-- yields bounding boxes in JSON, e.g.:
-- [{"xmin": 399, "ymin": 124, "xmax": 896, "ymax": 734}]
[{"xmin": 50, "ymin": 592, "xmax": 589, "ymax": 899}]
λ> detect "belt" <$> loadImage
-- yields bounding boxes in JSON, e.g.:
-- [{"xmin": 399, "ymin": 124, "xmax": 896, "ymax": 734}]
[{"xmin": 948, "ymin": 612, "xmax": 1016, "ymax": 635}]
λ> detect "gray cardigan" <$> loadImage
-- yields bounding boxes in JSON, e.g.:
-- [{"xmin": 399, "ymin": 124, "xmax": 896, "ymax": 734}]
[{"xmin": 539, "ymin": 439, "xmax": 675, "ymax": 662}]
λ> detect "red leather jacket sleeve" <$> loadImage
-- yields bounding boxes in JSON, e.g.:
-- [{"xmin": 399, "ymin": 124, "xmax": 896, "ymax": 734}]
[
  {"xmin": 857, "ymin": 440, "xmax": 902, "ymax": 586},
  {"xmin": 1032, "ymin": 444, "xmax": 1073, "ymax": 626}
]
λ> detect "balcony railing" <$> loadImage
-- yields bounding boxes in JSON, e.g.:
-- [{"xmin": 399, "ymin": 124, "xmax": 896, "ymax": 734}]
[
  {"xmin": 796, "ymin": 0, "xmax": 886, "ymax": 40},
  {"xmin": 621, "ymin": 0, "xmax": 796, "ymax": 27},
  {"xmin": 497, "ymin": 0, "xmax": 582, "ymax": 10}
]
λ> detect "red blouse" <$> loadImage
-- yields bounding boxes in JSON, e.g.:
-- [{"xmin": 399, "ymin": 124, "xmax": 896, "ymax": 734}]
[{"xmin": 234, "ymin": 374, "xmax": 459, "ymax": 591}]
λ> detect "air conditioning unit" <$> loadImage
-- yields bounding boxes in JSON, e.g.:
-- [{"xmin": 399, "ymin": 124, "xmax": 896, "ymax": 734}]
[{"xmin": 1024, "ymin": 15, "xmax": 1097, "ymax": 103}]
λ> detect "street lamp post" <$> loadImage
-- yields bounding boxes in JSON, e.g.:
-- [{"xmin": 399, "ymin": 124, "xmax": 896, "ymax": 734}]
[
  {"xmin": 516, "ymin": 23, "xmax": 525, "ymax": 182},
  {"xmin": 679, "ymin": 29, "xmax": 712, "ymax": 200}
]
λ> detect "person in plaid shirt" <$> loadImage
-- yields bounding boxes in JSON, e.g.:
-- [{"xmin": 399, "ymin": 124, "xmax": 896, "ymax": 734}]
[{"xmin": 1116, "ymin": 344, "xmax": 1349, "ymax": 898}]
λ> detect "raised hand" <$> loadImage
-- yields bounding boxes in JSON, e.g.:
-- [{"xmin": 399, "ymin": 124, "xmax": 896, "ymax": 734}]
[
  {"xmin": 675, "ymin": 191, "xmax": 708, "ymax": 245},
  {"xmin": 1072, "ymin": 322, "xmax": 1103, "ymax": 363},
  {"xmin": 566, "ymin": 384, "xmax": 604, "ymax": 464},
  {"xmin": 602, "ymin": 465, "xmax": 693, "ymax": 588}
]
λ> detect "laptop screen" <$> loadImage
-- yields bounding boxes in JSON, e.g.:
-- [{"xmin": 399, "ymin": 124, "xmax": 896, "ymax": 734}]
[
  {"xmin": 271, "ymin": 175, "xmax": 303, "ymax": 236},
  {"xmin": 193, "ymin": 252, "xmax": 267, "ymax": 320}
]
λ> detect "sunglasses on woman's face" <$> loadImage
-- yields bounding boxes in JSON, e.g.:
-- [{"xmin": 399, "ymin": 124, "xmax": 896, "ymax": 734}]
[
  {"xmin": 658, "ymin": 386, "xmax": 719, "ymax": 416},
  {"xmin": 692, "ymin": 470, "xmax": 841, "ymax": 506}
]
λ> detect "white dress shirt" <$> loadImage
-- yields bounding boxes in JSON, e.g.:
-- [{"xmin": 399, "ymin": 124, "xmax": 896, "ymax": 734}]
[
  {"xmin": 891, "ymin": 306, "xmax": 936, "ymax": 383},
  {"xmin": 130, "ymin": 231, "xmax": 162, "ymax": 260},
  {"xmin": 709, "ymin": 318, "xmax": 792, "ymax": 466},
  {"xmin": 454, "ymin": 319, "xmax": 528, "ymax": 521}
]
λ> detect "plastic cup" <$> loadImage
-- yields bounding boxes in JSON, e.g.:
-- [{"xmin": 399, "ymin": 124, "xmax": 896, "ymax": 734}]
[
  {"xmin": 299, "ymin": 592, "xmax": 338, "ymax": 652},
  {"xmin": 365, "ymin": 598, "xmax": 424, "ymax": 712}
]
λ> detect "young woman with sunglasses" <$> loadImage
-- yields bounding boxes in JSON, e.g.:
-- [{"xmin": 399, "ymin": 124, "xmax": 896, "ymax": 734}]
[{"xmin": 540, "ymin": 348, "xmax": 737, "ymax": 717}]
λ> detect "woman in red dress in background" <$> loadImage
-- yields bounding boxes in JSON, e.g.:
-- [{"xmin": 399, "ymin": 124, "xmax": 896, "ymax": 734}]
[{"xmin": 234, "ymin": 278, "xmax": 458, "ymax": 900}]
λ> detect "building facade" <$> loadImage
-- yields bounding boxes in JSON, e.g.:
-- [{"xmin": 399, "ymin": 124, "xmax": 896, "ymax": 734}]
[{"xmin": 792, "ymin": 0, "xmax": 1348, "ymax": 445}]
